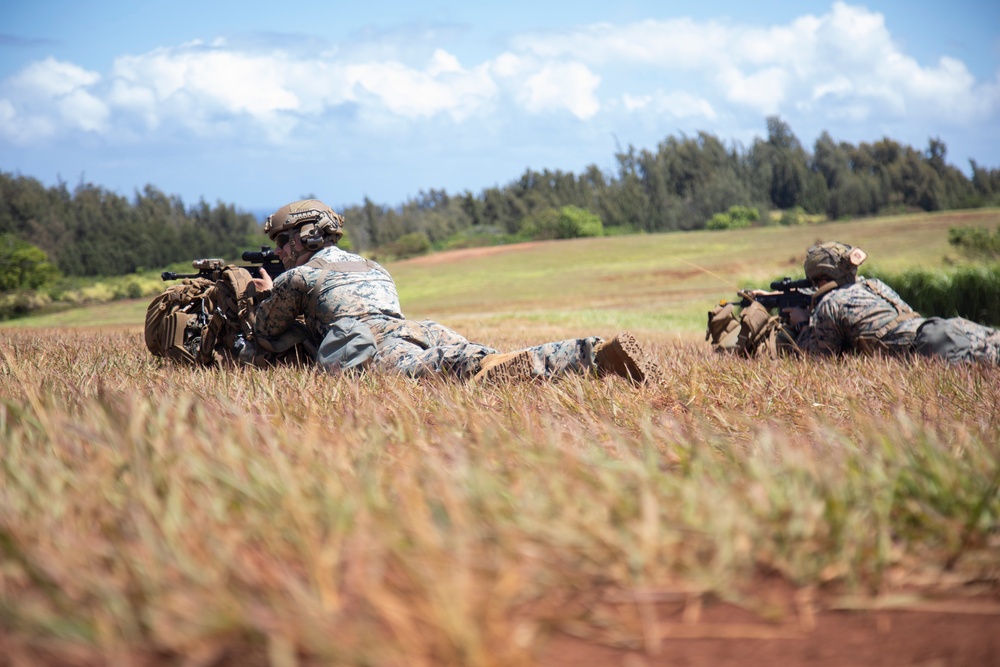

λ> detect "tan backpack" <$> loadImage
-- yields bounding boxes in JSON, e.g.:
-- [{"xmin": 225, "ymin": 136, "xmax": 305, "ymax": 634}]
[
  {"xmin": 736, "ymin": 300, "xmax": 781, "ymax": 358},
  {"xmin": 145, "ymin": 264, "xmax": 257, "ymax": 366},
  {"xmin": 706, "ymin": 302, "xmax": 741, "ymax": 350},
  {"xmin": 144, "ymin": 277, "xmax": 217, "ymax": 364},
  {"xmin": 706, "ymin": 300, "xmax": 782, "ymax": 358},
  {"xmin": 198, "ymin": 265, "xmax": 257, "ymax": 365},
  {"xmin": 146, "ymin": 263, "xmax": 317, "ymax": 366}
]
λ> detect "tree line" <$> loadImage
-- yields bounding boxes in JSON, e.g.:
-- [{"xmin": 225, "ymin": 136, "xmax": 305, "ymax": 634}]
[
  {"xmin": 0, "ymin": 178, "xmax": 259, "ymax": 277},
  {"xmin": 3, "ymin": 117, "xmax": 1000, "ymax": 281},
  {"xmin": 342, "ymin": 117, "xmax": 1000, "ymax": 252}
]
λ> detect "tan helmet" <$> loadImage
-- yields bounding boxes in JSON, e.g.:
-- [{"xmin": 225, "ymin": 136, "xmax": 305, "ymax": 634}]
[
  {"xmin": 804, "ymin": 241, "xmax": 868, "ymax": 286},
  {"xmin": 264, "ymin": 199, "xmax": 345, "ymax": 249}
]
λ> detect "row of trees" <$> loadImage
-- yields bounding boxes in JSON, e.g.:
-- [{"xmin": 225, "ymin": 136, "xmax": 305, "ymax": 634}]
[
  {"xmin": 340, "ymin": 117, "xmax": 1000, "ymax": 251},
  {"xmin": 3, "ymin": 117, "xmax": 1000, "ymax": 281},
  {"xmin": 0, "ymin": 177, "xmax": 259, "ymax": 277}
]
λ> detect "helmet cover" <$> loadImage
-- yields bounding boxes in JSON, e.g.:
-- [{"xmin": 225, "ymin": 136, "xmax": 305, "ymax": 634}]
[
  {"xmin": 264, "ymin": 199, "xmax": 344, "ymax": 245},
  {"xmin": 804, "ymin": 241, "xmax": 867, "ymax": 285}
]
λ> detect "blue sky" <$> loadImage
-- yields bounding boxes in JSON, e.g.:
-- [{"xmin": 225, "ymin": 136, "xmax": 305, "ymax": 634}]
[{"xmin": 2, "ymin": 1, "xmax": 998, "ymax": 217}]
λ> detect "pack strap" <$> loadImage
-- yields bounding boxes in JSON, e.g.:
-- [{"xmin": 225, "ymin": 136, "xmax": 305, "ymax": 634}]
[
  {"xmin": 862, "ymin": 279, "xmax": 921, "ymax": 341},
  {"xmin": 304, "ymin": 257, "xmax": 378, "ymax": 272},
  {"xmin": 809, "ymin": 281, "xmax": 838, "ymax": 306}
]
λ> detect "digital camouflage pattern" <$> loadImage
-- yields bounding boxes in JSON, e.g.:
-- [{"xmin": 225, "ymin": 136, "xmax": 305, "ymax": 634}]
[
  {"xmin": 914, "ymin": 317, "xmax": 1000, "ymax": 365},
  {"xmin": 794, "ymin": 277, "xmax": 921, "ymax": 356},
  {"xmin": 794, "ymin": 276, "xmax": 1000, "ymax": 364},
  {"xmin": 254, "ymin": 245, "xmax": 604, "ymax": 379}
]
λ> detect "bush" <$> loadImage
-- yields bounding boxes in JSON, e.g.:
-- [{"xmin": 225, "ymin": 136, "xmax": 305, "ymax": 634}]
[
  {"xmin": 869, "ymin": 264, "xmax": 1000, "ymax": 326},
  {"xmin": 557, "ymin": 205, "xmax": 604, "ymax": 238},
  {"xmin": 0, "ymin": 234, "xmax": 60, "ymax": 292},
  {"xmin": 112, "ymin": 277, "xmax": 149, "ymax": 299},
  {"xmin": 948, "ymin": 226, "xmax": 1000, "ymax": 261},
  {"xmin": 386, "ymin": 232, "xmax": 432, "ymax": 259},
  {"xmin": 519, "ymin": 206, "xmax": 604, "ymax": 240},
  {"xmin": 705, "ymin": 206, "xmax": 760, "ymax": 230},
  {"xmin": 0, "ymin": 290, "xmax": 52, "ymax": 321},
  {"xmin": 779, "ymin": 207, "xmax": 807, "ymax": 226}
]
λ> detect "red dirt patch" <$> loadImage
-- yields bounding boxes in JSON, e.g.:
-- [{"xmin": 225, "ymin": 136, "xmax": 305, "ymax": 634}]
[
  {"xmin": 542, "ymin": 609, "xmax": 1000, "ymax": 667},
  {"xmin": 539, "ymin": 583, "xmax": 1000, "ymax": 667}
]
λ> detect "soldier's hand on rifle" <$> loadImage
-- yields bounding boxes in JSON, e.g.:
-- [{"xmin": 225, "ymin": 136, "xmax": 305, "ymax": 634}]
[
  {"xmin": 252, "ymin": 268, "xmax": 273, "ymax": 294},
  {"xmin": 782, "ymin": 307, "xmax": 810, "ymax": 327}
]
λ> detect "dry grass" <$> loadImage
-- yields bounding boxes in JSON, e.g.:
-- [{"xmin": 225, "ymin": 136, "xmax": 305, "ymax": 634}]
[{"xmin": 1, "ymin": 328, "xmax": 998, "ymax": 666}]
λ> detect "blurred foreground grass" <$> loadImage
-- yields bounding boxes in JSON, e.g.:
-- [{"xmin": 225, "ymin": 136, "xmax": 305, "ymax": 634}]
[{"xmin": 1, "ymin": 329, "xmax": 997, "ymax": 665}]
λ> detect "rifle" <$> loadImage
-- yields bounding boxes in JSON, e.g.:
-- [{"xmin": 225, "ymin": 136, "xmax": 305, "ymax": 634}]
[
  {"xmin": 727, "ymin": 277, "xmax": 815, "ymax": 321},
  {"xmin": 160, "ymin": 247, "xmax": 285, "ymax": 281},
  {"xmin": 707, "ymin": 277, "xmax": 816, "ymax": 354}
]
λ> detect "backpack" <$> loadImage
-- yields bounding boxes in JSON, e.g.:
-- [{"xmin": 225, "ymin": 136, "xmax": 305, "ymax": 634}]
[
  {"xmin": 706, "ymin": 302, "xmax": 741, "ymax": 350},
  {"xmin": 198, "ymin": 265, "xmax": 257, "ymax": 365},
  {"xmin": 735, "ymin": 300, "xmax": 781, "ymax": 358},
  {"xmin": 146, "ymin": 264, "xmax": 316, "ymax": 366},
  {"xmin": 144, "ymin": 277, "xmax": 217, "ymax": 364},
  {"xmin": 706, "ymin": 300, "xmax": 781, "ymax": 357},
  {"xmin": 145, "ymin": 265, "xmax": 257, "ymax": 366}
]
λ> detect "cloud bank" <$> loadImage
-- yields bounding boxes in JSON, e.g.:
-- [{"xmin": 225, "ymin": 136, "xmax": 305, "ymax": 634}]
[
  {"xmin": 3, "ymin": 1, "xmax": 998, "ymax": 209},
  {"xmin": 2, "ymin": 2, "xmax": 996, "ymax": 150}
]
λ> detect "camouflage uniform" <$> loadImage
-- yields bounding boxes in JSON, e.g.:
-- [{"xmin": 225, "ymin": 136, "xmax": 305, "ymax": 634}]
[
  {"xmin": 794, "ymin": 276, "xmax": 1000, "ymax": 364},
  {"xmin": 254, "ymin": 245, "xmax": 603, "ymax": 379}
]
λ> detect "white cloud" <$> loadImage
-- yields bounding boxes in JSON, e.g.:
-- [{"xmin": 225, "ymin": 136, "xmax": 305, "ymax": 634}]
[
  {"xmin": 104, "ymin": 42, "xmax": 500, "ymax": 131},
  {"xmin": 509, "ymin": 1, "xmax": 999, "ymax": 124},
  {"xmin": 717, "ymin": 66, "xmax": 789, "ymax": 114},
  {"xmin": 111, "ymin": 44, "xmax": 304, "ymax": 120},
  {"xmin": 513, "ymin": 18, "xmax": 725, "ymax": 68},
  {"xmin": 622, "ymin": 91, "xmax": 716, "ymax": 119},
  {"xmin": 427, "ymin": 48, "xmax": 462, "ymax": 76},
  {"xmin": 344, "ymin": 56, "xmax": 496, "ymax": 120},
  {"xmin": 8, "ymin": 57, "xmax": 100, "ymax": 98},
  {"xmin": 57, "ymin": 89, "xmax": 109, "ymax": 133},
  {"xmin": 0, "ymin": 2, "xmax": 996, "ymax": 150},
  {"xmin": 0, "ymin": 57, "xmax": 107, "ymax": 141},
  {"xmin": 491, "ymin": 52, "xmax": 534, "ymax": 79},
  {"xmin": 521, "ymin": 62, "xmax": 600, "ymax": 119}
]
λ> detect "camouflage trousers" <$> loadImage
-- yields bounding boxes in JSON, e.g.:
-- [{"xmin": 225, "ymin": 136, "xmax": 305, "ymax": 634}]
[
  {"xmin": 368, "ymin": 316, "xmax": 602, "ymax": 380},
  {"xmin": 914, "ymin": 317, "xmax": 1000, "ymax": 365}
]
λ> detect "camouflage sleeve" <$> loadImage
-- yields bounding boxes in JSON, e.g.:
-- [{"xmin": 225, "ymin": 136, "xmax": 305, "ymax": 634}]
[
  {"xmin": 254, "ymin": 270, "xmax": 310, "ymax": 338},
  {"xmin": 793, "ymin": 322, "xmax": 819, "ymax": 354},
  {"xmin": 803, "ymin": 296, "xmax": 848, "ymax": 356}
]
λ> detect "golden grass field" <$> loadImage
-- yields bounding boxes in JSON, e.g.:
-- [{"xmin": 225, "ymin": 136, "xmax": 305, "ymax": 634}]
[{"xmin": 1, "ymin": 210, "xmax": 999, "ymax": 666}]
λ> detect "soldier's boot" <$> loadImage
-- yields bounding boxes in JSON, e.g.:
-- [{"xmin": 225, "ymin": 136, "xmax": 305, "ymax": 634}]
[
  {"xmin": 473, "ymin": 350, "xmax": 537, "ymax": 384},
  {"xmin": 594, "ymin": 331, "xmax": 663, "ymax": 386}
]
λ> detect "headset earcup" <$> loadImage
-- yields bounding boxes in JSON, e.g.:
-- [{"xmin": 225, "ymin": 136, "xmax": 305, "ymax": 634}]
[{"xmin": 298, "ymin": 223, "xmax": 325, "ymax": 250}]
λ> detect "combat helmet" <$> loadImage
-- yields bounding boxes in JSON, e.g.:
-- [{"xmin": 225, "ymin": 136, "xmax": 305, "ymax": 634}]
[
  {"xmin": 804, "ymin": 241, "xmax": 868, "ymax": 286},
  {"xmin": 264, "ymin": 199, "xmax": 345, "ymax": 249}
]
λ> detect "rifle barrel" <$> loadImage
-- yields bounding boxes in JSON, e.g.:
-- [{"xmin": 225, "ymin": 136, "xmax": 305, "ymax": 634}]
[{"xmin": 161, "ymin": 271, "xmax": 203, "ymax": 281}]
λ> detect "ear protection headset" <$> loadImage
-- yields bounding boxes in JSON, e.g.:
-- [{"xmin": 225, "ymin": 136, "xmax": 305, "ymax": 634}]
[{"xmin": 296, "ymin": 221, "xmax": 327, "ymax": 251}]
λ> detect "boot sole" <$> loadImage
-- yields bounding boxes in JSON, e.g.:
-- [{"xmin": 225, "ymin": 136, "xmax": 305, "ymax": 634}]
[{"xmin": 596, "ymin": 332, "xmax": 663, "ymax": 385}]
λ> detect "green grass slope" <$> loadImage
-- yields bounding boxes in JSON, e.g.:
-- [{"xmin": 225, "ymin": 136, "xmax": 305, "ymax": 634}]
[{"xmin": 4, "ymin": 208, "xmax": 997, "ymax": 343}]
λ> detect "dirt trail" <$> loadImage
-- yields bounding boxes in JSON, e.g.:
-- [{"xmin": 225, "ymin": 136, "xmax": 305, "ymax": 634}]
[{"xmin": 541, "ymin": 585, "xmax": 1000, "ymax": 667}]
